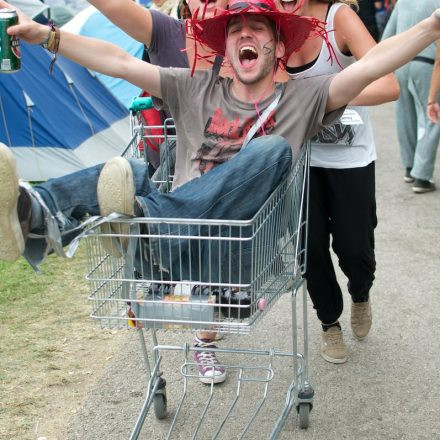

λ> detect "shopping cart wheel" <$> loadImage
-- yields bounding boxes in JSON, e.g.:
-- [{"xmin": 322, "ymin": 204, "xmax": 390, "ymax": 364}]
[
  {"xmin": 297, "ymin": 403, "xmax": 311, "ymax": 429},
  {"xmin": 153, "ymin": 377, "xmax": 167, "ymax": 419},
  {"xmin": 153, "ymin": 393, "xmax": 167, "ymax": 419}
]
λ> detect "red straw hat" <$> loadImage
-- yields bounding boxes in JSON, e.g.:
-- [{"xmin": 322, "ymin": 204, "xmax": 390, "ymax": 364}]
[{"xmin": 189, "ymin": 0, "xmax": 325, "ymax": 65}]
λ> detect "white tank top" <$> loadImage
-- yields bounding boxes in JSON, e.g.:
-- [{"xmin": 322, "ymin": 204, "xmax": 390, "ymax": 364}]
[{"xmin": 288, "ymin": 3, "xmax": 376, "ymax": 169}]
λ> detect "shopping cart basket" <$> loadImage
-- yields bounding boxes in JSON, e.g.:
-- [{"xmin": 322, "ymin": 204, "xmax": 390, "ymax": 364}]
[
  {"xmin": 125, "ymin": 96, "xmax": 175, "ymax": 192},
  {"xmin": 83, "ymin": 101, "xmax": 314, "ymax": 439}
]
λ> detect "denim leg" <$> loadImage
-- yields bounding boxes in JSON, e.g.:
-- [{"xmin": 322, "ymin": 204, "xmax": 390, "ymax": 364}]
[
  {"xmin": 23, "ymin": 159, "xmax": 153, "ymax": 268},
  {"xmin": 139, "ymin": 135, "xmax": 292, "ymax": 220},
  {"xmin": 136, "ymin": 135, "xmax": 293, "ymax": 284}
]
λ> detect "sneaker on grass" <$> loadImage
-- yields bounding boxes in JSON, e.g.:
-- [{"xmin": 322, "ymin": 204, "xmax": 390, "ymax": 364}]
[
  {"xmin": 194, "ymin": 336, "xmax": 226, "ymax": 384},
  {"xmin": 320, "ymin": 324, "xmax": 347, "ymax": 364}
]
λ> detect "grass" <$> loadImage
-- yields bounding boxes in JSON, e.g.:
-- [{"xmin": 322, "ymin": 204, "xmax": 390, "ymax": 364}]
[
  {"xmin": 0, "ymin": 248, "xmax": 88, "ymax": 331},
  {"xmin": 0, "ymin": 246, "xmax": 128, "ymax": 440}
]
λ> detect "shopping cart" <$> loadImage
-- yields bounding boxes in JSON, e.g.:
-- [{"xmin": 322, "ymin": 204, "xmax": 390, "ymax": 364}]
[
  {"xmin": 83, "ymin": 98, "xmax": 314, "ymax": 439},
  {"xmin": 126, "ymin": 96, "xmax": 175, "ymax": 192}
]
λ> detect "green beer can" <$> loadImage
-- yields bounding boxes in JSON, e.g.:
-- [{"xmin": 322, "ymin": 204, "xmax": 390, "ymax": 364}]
[{"xmin": 0, "ymin": 8, "xmax": 20, "ymax": 73}]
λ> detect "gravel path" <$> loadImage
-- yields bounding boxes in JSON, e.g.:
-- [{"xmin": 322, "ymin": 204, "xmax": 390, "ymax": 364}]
[{"xmin": 65, "ymin": 103, "xmax": 440, "ymax": 440}]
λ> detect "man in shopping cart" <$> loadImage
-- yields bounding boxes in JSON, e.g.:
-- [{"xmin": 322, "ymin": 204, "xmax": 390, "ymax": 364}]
[{"xmin": 2, "ymin": 0, "xmax": 440, "ymax": 383}]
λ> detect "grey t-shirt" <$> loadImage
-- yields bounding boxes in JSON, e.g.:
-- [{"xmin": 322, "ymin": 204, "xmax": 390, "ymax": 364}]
[
  {"xmin": 148, "ymin": 10, "xmax": 188, "ymax": 68},
  {"xmin": 156, "ymin": 68, "xmax": 343, "ymax": 189}
]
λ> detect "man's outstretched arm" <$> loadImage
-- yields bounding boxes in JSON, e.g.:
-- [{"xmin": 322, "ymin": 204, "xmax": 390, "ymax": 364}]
[
  {"xmin": 326, "ymin": 10, "xmax": 440, "ymax": 112},
  {"xmin": 3, "ymin": 1, "xmax": 161, "ymax": 98},
  {"xmin": 88, "ymin": 0, "xmax": 154, "ymax": 47}
]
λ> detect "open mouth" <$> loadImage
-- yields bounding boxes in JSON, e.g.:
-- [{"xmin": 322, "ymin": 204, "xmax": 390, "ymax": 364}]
[
  {"xmin": 239, "ymin": 46, "xmax": 258, "ymax": 67},
  {"xmin": 280, "ymin": 0, "xmax": 297, "ymax": 13}
]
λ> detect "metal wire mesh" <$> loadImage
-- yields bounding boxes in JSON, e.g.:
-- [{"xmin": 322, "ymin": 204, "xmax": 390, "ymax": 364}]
[{"xmin": 85, "ymin": 118, "xmax": 309, "ymax": 333}]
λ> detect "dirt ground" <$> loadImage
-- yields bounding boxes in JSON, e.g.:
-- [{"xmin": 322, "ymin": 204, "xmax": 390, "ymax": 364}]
[
  {"xmin": 16, "ymin": 326, "xmax": 128, "ymax": 440},
  {"xmin": 0, "ymin": 250, "xmax": 130, "ymax": 440}
]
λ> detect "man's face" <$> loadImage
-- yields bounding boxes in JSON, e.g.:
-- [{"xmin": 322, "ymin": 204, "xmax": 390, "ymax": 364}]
[
  {"xmin": 187, "ymin": 0, "xmax": 228, "ymax": 19},
  {"xmin": 225, "ymin": 15, "xmax": 282, "ymax": 85}
]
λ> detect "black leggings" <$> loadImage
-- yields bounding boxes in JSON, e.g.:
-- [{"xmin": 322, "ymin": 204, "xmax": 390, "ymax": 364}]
[{"xmin": 305, "ymin": 163, "xmax": 377, "ymax": 324}]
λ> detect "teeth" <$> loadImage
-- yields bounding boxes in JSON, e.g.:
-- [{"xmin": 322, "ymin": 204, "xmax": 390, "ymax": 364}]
[
  {"xmin": 239, "ymin": 46, "xmax": 257, "ymax": 55},
  {"xmin": 281, "ymin": 0, "xmax": 297, "ymax": 5}
]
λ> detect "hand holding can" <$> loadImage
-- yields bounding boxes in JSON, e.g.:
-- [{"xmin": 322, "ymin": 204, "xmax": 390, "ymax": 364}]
[{"xmin": 0, "ymin": 8, "xmax": 20, "ymax": 73}]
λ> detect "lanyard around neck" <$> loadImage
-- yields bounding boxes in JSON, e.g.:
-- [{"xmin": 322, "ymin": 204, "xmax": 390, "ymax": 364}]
[{"xmin": 242, "ymin": 83, "xmax": 283, "ymax": 149}]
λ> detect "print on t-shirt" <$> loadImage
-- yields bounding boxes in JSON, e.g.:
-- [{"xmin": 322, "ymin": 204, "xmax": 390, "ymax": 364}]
[
  {"xmin": 312, "ymin": 121, "xmax": 355, "ymax": 146},
  {"xmin": 196, "ymin": 107, "xmax": 276, "ymax": 174}
]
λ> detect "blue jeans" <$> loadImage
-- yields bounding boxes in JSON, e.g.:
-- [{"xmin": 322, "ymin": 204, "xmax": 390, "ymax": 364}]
[{"xmin": 26, "ymin": 135, "xmax": 292, "ymax": 280}]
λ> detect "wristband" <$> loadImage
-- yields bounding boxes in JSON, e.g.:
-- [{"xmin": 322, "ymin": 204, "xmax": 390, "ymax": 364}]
[
  {"xmin": 42, "ymin": 21, "xmax": 60, "ymax": 74},
  {"xmin": 41, "ymin": 27, "xmax": 51, "ymax": 48}
]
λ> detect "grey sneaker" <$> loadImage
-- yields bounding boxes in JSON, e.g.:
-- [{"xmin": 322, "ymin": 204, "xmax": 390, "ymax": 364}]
[
  {"xmin": 412, "ymin": 179, "xmax": 435, "ymax": 194},
  {"xmin": 320, "ymin": 326, "xmax": 347, "ymax": 364},
  {"xmin": 97, "ymin": 157, "xmax": 135, "ymax": 256},
  {"xmin": 194, "ymin": 337, "xmax": 227, "ymax": 384},
  {"xmin": 351, "ymin": 299, "xmax": 372, "ymax": 340},
  {"xmin": 0, "ymin": 144, "xmax": 25, "ymax": 261}
]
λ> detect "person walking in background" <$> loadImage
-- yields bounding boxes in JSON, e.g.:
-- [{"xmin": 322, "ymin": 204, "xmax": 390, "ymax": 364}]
[
  {"xmin": 383, "ymin": 0, "xmax": 440, "ymax": 193},
  {"xmin": 277, "ymin": 0, "xmax": 399, "ymax": 363},
  {"xmin": 427, "ymin": 42, "xmax": 440, "ymax": 123},
  {"xmin": 357, "ymin": 0, "xmax": 380, "ymax": 40},
  {"xmin": 375, "ymin": 0, "xmax": 396, "ymax": 37}
]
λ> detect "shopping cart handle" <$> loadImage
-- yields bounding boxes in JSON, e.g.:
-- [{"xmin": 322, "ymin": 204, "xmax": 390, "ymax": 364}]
[{"xmin": 129, "ymin": 96, "xmax": 154, "ymax": 113}]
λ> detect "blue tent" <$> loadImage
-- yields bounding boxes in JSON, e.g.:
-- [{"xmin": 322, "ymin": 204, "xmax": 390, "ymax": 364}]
[
  {"xmin": 62, "ymin": 6, "xmax": 144, "ymax": 108},
  {"xmin": 0, "ymin": 42, "xmax": 130, "ymax": 181}
]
